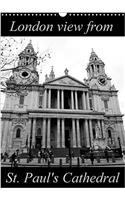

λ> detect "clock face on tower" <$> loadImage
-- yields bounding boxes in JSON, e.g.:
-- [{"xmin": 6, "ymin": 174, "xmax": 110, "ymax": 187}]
[
  {"xmin": 20, "ymin": 69, "xmax": 31, "ymax": 79},
  {"xmin": 97, "ymin": 75, "xmax": 107, "ymax": 85}
]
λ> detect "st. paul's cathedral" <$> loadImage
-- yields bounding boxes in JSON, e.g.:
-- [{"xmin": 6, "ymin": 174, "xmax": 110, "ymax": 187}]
[{"xmin": 1, "ymin": 41, "xmax": 125, "ymax": 155}]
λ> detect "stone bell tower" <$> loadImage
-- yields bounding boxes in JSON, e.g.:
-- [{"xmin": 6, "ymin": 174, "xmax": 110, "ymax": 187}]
[
  {"xmin": 18, "ymin": 40, "xmax": 37, "ymax": 70},
  {"xmin": 1, "ymin": 41, "xmax": 40, "ymax": 153},
  {"xmin": 87, "ymin": 48, "xmax": 106, "ymax": 79},
  {"xmin": 7, "ymin": 40, "xmax": 39, "ymax": 86},
  {"xmin": 85, "ymin": 49, "xmax": 125, "ymax": 150},
  {"xmin": 86, "ymin": 49, "xmax": 113, "ymax": 91}
]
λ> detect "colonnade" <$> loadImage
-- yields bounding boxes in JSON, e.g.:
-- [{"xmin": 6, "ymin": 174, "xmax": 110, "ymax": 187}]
[
  {"xmin": 43, "ymin": 88, "xmax": 90, "ymax": 110},
  {"xmin": 29, "ymin": 118, "xmax": 105, "ymax": 149}
]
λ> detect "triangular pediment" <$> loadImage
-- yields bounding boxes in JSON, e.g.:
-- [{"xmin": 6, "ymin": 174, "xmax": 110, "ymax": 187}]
[{"xmin": 45, "ymin": 75, "xmax": 88, "ymax": 88}]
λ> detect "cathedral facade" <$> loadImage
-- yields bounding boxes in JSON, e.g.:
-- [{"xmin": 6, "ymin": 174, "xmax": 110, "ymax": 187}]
[{"xmin": 1, "ymin": 42, "xmax": 125, "ymax": 155}]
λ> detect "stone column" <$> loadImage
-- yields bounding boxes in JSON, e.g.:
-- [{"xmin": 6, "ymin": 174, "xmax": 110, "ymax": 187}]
[
  {"xmin": 82, "ymin": 92, "xmax": 86, "ymax": 110},
  {"xmin": 61, "ymin": 90, "xmax": 64, "ymax": 109},
  {"xmin": 71, "ymin": 90, "xmax": 74, "ymax": 109},
  {"xmin": 115, "ymin": 96, "xmax": 121, "ymax": 113},
  {"xmin": 90, "ymin": 67, "xmax": 92, "ymax": 77},
  {"xmin": 8, "ymin": 121, "xmax": 13, "ymax": 149},
  {"xmin": 121, "ymin": 123, "xmax": 125, "ymax": 146},
  {"xmin": 62, "ymin": 119, "xmax": 65, "ymax": 147},
  {"xmin": 1, "ymin": 120, "xmax": 4, "ymax": 144},
  {"xmin": 42, "ymin": 118, "xmax": 46, "ymax": 148},
  {"xmin": 2, "ymin": 120, "xmax": 9, "ymax": 152},
  {"xmin": 93, "ymin": 95, "xmax": 97, "ymax": 111},
  {"xmin": 27, "ymin": 119, "xmax": 31, "ymax": 148},
  {"xmin": 57, "ymin": 119, "xmax": 60, "ymax": 148},
  {"xmin": 97, "ymin": 120, "xmax": 102, "ymax": 138},
  {"xmin": 47, "ymin": 119, "xmax": 50, "ymax": 148},
  {"xmin": 48, "ymin": 89, "xmax": 51, "ymax": 108},
  {"xmin": 86, "ymin": 92, "xmax": 90, "ymax": 110},
  {"xmin": 84, "ymin": 119, "xmax": 90, "ymax": 147},
  {"xmin": 89, "ymin": 119, "xmax": 93, "ymax": 147},
  {"xmin": 118, "ymin": 122, "xmax": 125, "ymax": 147},
  {"xmin": 99, "ymin": 65, "xmax": 101, "ymax": 73},
  {"xmin": 44, "ymin": 89, "xmax": 47, "ymax": 108},
  {"xmin": 76, "ymin": 119, "xmax": 81, "ymax": 147},
  {"xmin": 57, "ymin": 90, "xmax": 60, "ymax": 109},
  {"xmin": 93, "ymin": 65, "xmax": 96, "ymax": 73},
  {"xmin": 112, "ymin": 96, "xmax": 117, "ymax": 114},
  {"xmin": 32, "ymin": 118, "xmax": 36, "ymax": 147},
  {"xmin": 75, "ymin": 91, "xmax": 78, "ymax": 109},
  {"xmin": 7, "ymin": 120, "xmax": 13, "ymax": 150},
  {"xmin": 101, "ymin": 120, "xmax": 105, "ymax": 138},
  {"xmin": 72, "ymin": 119, "xmax": 76, "ymax": 147}
]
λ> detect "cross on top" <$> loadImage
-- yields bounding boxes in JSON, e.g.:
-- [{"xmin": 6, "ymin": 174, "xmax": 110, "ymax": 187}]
[
  {"xmin": 64, "ymin": 68, "xmax": 69, "ymax": 75},
  {"xmin": 29, "ymin": 39, "xmax": 32, "ymax": 44}
]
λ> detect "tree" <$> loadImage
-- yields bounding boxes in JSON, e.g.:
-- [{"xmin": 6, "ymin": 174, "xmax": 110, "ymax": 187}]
[
  {"xmin": 0, "ymin": 37, "xmax": 52, "ymax": 90},
  {"xmin": 0, "ymin": 37, "xmax": 26, "ymax": 89}
]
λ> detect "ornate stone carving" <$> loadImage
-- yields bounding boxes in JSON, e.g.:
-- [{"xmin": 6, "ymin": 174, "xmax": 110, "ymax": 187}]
[
  {"xmin": 95, "ymin": 124, "xmax": 102, "ymax": 138},
  {"xmin": 6, "ymin": 75, "xmax": 16, "ymax": 84},
  {"xmin": 104, "ymin": 120, "xmax": 115, "ymax": 127},
  {"xmin": 93, "ymin": 139, "xmax": 106, "ymax": 149},
  {"xmin": 12, "ymin": 118, "xmax": 27, "ymax": 126},
  {"xmin": 6, "ymin": 92, "xmax": 18, "ymax": 97},
  {"xmin": 36, "ymin": 119, "xmax": 42, "ymax": 127},
  {"xmin": 49, "ymin": 76, "xmax": 86, "ymax": 87},
  {"xmin": 101, "ymin": 95, "xmax": 109, "ymax": 101},
  {"xmin": 12, "ymin": 70, "xmax": 39, "ymax": 85},
  {"xmin": 6, "ymin": 85, "xmax": 29, "ymax": 96},
  {"xmin": 110, "ymin": 84, "xmax": 116, "ymax": 91},
  {"xmin": 91, "ymin": 83, "xmax": 98, "ymax": 89},
  {"xmin": 83, "ymin": 78, "xmax": 89, "ymax": 86}
]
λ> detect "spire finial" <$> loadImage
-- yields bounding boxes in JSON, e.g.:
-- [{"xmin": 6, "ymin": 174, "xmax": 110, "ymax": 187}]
[
  {"xmin": 89, "ymin": 48, "xmax": 99, "ymax": 61},
  {"xmin": 49, "ymin": 66, "xmax": 55, "ymax": 80},
  {"xmin": 64, "ymin": 68, "xmax": 69, "ymax": 75},
  {"xmin": 45, "ymin": 74, "xmax": 49, "ymax": 82}
]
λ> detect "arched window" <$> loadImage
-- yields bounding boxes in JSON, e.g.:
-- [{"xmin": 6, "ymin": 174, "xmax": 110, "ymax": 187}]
[
  {"xmin": 104, "ymin": 100, "xmax": 108, "ymax": 110},
  {"xmin": 16, "ymin": 128, "xmax": 21, "ymax": 138},
  {"xmin": 91, "ymin": 64, "xmax": 94, "ymax": 72},
  {"xmin": 97, "ymin": 65, "xmax": 100, "ymax": 73},
  {"xmin": 108, "ymin": 129, "xmax": 113, "ymax": 144},
  {"xmin": 108, "ymin": 129, "xmax": 112, "ymax": 138}
]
